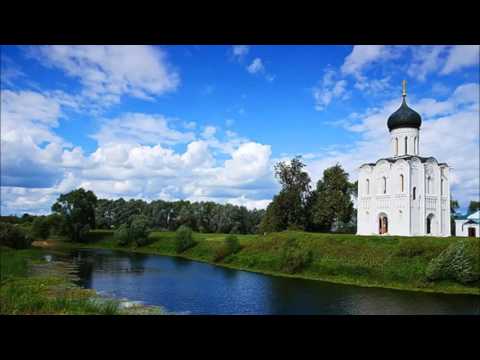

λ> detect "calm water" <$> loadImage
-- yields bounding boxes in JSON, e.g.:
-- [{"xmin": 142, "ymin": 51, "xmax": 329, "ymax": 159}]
[{"xmin": 47, "ymin": 248, "xmax": 480, "ymax": 315}]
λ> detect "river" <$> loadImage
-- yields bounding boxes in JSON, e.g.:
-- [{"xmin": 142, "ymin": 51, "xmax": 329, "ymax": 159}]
[{"xmin": 45, "ymin": 248, "xmax": 480, "ymax": 315}]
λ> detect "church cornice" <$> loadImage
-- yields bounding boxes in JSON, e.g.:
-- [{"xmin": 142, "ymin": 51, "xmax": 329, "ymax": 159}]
[{"xmin": 359, "ymin": 155, "xmax": 448, "ymax": 169}]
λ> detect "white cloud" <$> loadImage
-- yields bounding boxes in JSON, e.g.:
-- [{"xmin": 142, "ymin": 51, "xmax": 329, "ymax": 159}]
[
  {"xmin": 31, "ymin": 45, "xmax": 180, "ymax": 108},
  {"xmin": 247, "ymin": 58, "xmax": 265, "ymax": 74},
  {"xmin": 92, "ymin": 113, "xmax": 195, "ymax": 146},
  {"xmin": 201, "ymin": 125, "xmax": 217, "ymax": 139},
  {"xmin": 232, "ymin": 45, "xmax": 249, "ymax": 61},
  {"xmin": 313, "ymin": 68, "xmax": 349, "ymax": 110},
  {"xmin": 407, "ymin": 46, "xmax": 448, "ymax": 81},
  {"xmin": 1, "ymin": 105, "xmax": 276, "ymax": 213},
  {"xmin": 407, "ymin": 46, "xmax": 478, "ymax": 81},
  {"xmin": 1, "ymin": 90, "xmax": 68, "ymax": 188},
  {"xmin": 341, "ymin": 45, "xmax": 399, "ymax": 79},
  {"xmin": 441, "ymin": 45, "xmax": 480, "ymax": 75}
]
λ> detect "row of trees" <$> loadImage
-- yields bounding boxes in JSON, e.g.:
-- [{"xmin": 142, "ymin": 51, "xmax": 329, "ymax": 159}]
[
  {"xmin": 38, "ymin": 189, "xmax": 264, "ymax": 242},
  {"xmin": 95, "ymin": 198, "xmax": 265, "ymax": 234},
  {"xmin": 260, "ymin": 157, "xmax": 356, "ymax": 233}
]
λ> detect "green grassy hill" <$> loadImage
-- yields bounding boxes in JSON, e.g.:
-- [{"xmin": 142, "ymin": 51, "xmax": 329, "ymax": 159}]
[{"xmin": 76, "ymin": 230, "xmax": 480, "ymax": 295}]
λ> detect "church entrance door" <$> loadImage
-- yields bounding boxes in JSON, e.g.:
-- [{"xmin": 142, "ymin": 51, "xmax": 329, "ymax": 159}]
[
  {"xmin": 378, "ymin": 214, "xmax": 388, "ymax": 235},
  {"xmin": 426, "ymin": 214, "xmax": 435, "ymax": 235},
  {"xmin": 468, "ymin": 227, "xmax": 476, "ymax": 237}
]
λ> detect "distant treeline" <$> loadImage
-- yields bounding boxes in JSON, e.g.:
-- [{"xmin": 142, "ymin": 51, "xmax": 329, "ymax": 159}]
[
  {"xmin": 95, "ymin": 198, "xmax": 265, "ymax": 234},
  {"xmin": 0, "ymin": 197, "xmax": 265, "ymax": 238}
]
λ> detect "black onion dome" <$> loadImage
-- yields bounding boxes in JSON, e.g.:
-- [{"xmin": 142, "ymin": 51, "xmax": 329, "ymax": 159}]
[{"xmin": 387, "ymin": 97, "xmax": 422, "ymax": 131}]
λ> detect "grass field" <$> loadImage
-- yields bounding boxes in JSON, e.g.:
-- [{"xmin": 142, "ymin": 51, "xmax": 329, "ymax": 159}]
[{"xmin": 73, "ymin": 230, "xmax": 480, "ymax": 295}]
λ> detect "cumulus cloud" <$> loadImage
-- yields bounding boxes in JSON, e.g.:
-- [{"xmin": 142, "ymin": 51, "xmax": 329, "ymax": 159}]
[
  {"xmin": 1, "ymin": 90, "xmax": 67, "ymax": 188},
  {"xmin": 30, "ymin": 45, "xmax": 180, "ymax": 108},
  {"xmin": 1, "ymin": 104, "xmax": 277, "ymax": 214}
]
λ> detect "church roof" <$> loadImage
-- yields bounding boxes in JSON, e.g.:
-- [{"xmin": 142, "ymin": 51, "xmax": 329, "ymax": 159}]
[
  {"xmin": 467, "ymin": 210, "xmax": 480, "ymax": 220},
  {"xmin": 454, "ymin": 211, "xmax": 479, "ymax": 223},
  {"xmin": 360, "ymin": 155, "xmax": 448, "ymax": 168},
  {"xmin": 387, "ymin": 81, "xmax": 422, "ymax": 131}
]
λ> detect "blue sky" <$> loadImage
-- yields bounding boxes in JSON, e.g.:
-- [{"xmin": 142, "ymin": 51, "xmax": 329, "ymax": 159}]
[{"xmin": 1, "ymin": 45, "xmax": 479, "ymax": 215}]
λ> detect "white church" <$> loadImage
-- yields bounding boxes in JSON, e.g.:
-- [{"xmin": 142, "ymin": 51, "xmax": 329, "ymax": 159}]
[{"xmin": 357, "ymin": 81, "xmax": 451, "ymax": 237}]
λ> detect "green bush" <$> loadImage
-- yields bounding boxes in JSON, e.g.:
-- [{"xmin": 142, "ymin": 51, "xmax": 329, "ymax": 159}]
[
  {"xmin": 45, "ymin": 214, "xmax": 68, "ymax": 237},
  {"xmin": 0, "ymin": 222, "xmax": 32, "ymax": 249},
  {"xmin": 426, "ymin": 239, "xmax": 480, "ymax": 284},
  {"xmin": 130, "ymin": 215, "xmax": 151, "ymax": 247},
  {"xmin": 225, "ymin": 235, "xmax": 241, "ymax": 254},
  {"xmin": 31, "ymin": 216, "xmax": 50, "ymax": 240},
  {"xmin": 213, "ymin": 235, "xmax": 241, "ymax": 262},
  {"xmin": 175, "ymin": 225, "xmax": 196, "ymax": 253},
  {"xmin": 279, "ymin": 236, "xmax": 312, "ymax": 274},
  {"xmin": 112, "ymin": 215, "xmax": 151, "ymax": 247},
  {"xmin": 114, "ymin": 224, "xmax": 130, "ymax": 246}
]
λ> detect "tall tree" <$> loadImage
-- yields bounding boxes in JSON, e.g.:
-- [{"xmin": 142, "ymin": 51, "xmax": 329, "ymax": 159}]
[
  {"xmin": 260, "ymin": 156, "xmax": 311, "ymax": 232},
  {"xmin": 467, "ymin": 201, "xmax": 480, "ymax": 215},
  {"xmin": 51, "ymin": 188, "xmax": 97, "ymax": 242},
  {"xmin": 450, "ymin": 199, "xmax": 460, "ymax": 236},
  {"xmin": 451, "ymin": 199, "xmax": 460, "ymax": 215},
  {"xmin": 310, "ymin": 164, "xmax": 354, "ymax": 232}
]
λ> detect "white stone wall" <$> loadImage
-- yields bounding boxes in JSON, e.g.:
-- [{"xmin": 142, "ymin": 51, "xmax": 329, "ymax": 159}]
[
  {"xmin": 410, "ymin": 157, "xmax": 422, "ymax": 235},
  {"xmin": 357, "ymin": 155, "xmax": 451, "ymax": 237},
  {"xmin": 455, "ymin": 220, "xmax": 480, "ymax": 237},
  {"xmin": 390, "ymin": 128, "xmax": 420, "ymax": 156}
]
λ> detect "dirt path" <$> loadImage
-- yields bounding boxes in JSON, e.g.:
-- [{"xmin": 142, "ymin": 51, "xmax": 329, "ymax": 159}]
[{"xmin": 32, "ymin": 240, "xmax": 57, "ymax": 248}]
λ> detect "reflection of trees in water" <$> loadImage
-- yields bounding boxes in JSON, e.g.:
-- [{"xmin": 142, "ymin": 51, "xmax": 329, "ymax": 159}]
[
  {"xmin": 75, "ymin": 254, "xmax": 94, "ymax": 288},
  {"xmin": 266, "ymin": 277, "xmax": 345, "ymax": 315},
  {"xmin": 73, "ymin": 250, "xmax": 148, "ymax": 286},
  {"xmin": 220, "ymin": 268, "xmax": 238, "ymax": 281},
  {"xmin": 171, "ymin": 257, "xmax": 193, "ymax": 270},
  {"xmin": 129, "ymin": 253, "xmax": 148, "ymax": 274}
]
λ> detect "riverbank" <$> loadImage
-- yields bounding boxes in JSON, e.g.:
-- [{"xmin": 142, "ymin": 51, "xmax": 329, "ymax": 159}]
[
  {"xmin": 64, "ymin": 230, "xmax": 480, "ymax": 296},
  {"xmin": 0, "ymin": 246, "xmax": 166, "ymax": 314}
]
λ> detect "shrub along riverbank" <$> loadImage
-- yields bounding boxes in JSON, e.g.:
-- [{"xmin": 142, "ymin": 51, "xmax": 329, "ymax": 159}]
[{"xmin": 70, "ymin": 230, "xmax": 480, "ymax": 295}]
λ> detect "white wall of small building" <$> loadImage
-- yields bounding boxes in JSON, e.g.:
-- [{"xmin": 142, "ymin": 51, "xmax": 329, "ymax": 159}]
[{"xmin": 455, "ymin": 220, "xmax": 480, "ymax": 237}]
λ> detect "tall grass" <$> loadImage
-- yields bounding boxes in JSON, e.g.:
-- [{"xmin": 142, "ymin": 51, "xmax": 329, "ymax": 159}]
[{"xmin": 0, "ymin": 248, "xmax": 121, "ymax": 315}]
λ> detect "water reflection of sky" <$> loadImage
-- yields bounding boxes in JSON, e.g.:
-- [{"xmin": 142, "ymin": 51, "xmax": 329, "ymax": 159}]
[{"xmin": 48, "ymin": 249, "xmax": 480, "ymax": 315}]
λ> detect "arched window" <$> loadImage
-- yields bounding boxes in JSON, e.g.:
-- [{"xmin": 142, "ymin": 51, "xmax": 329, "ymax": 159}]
[
  {"xmin": 427, "ymin": 176, "xmax": 432, "ymax": 194},
  {"xmin": 441, "ymin": 178, "xmax": 444, "ymax": 196},
  {"xmin": 416, "ymin": 137, "xmax": 419, "ymax": 154},
  {"xmin": 414, "ymin": 137, "xmax": 417, "ymax": 154},
  {"xmin": 413, "ymin": 186, "xmax": 416, "ymax": 200},
  {"xmin": 395, "ymin": 138, "xmax": 398, "ymax": 156},
  {"xmin": 382, "ymin": 176, "xmax": 387, "ymax": 194},
  {"xmin": 404, "ymin": 137, "xmax": 408, "ymax": 154},
  {"xmin": 400, "ymin": 174, "xmax": 404, "ymax": 193},
  {"xmin": 366, "ymin": 179, "xmax": 370, "ymax": 195}
]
